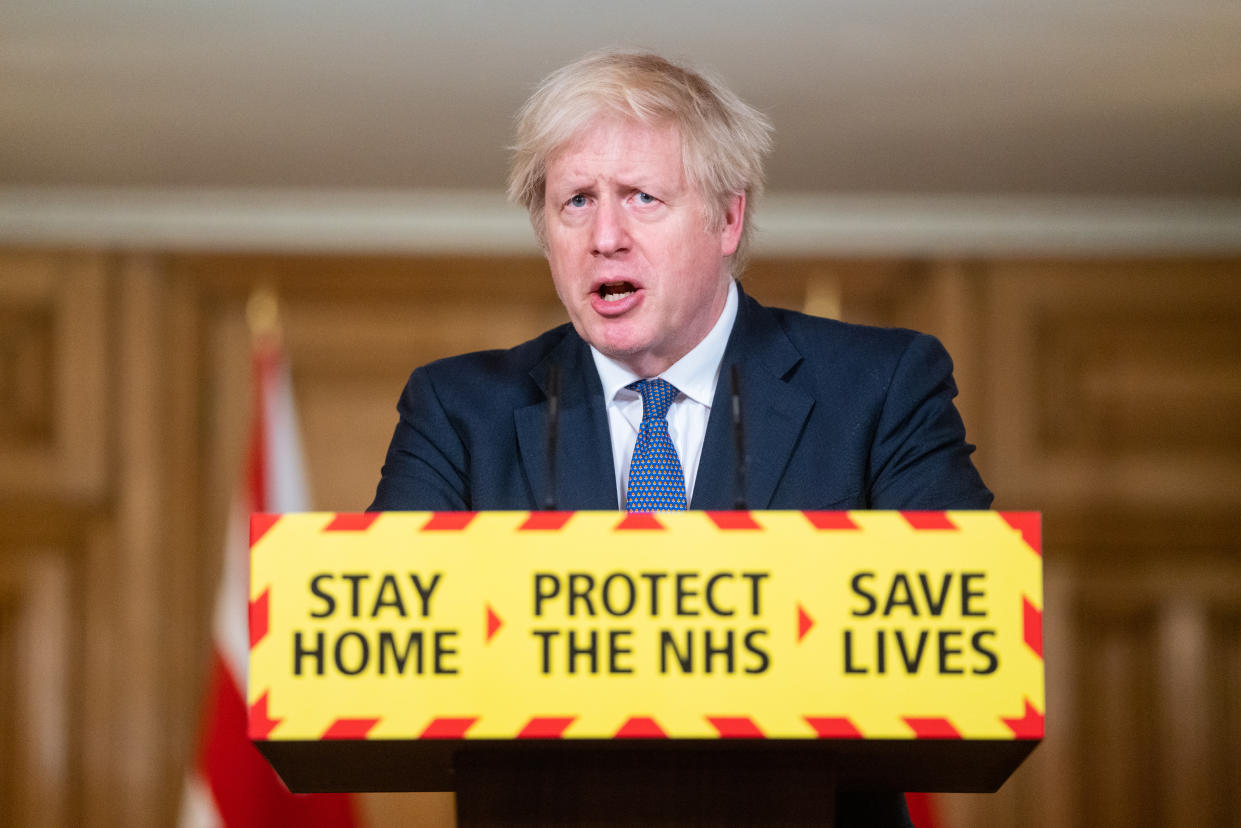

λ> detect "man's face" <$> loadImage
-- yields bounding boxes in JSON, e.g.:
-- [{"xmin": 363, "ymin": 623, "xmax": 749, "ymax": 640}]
[{"xmin": 542, "ymin": 117, "xmax": 743, "ymax": 378}]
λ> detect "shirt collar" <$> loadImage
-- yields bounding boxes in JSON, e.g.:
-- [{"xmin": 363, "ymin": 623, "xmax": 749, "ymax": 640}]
[{"xmin": 590, "ymin": 279, "xmax": 738, "ymax": 407}]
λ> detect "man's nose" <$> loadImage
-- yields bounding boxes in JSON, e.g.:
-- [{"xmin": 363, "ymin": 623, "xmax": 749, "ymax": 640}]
[{"xmin": 590, "ymin": 198, "xmax": 630, "ymax": 256}]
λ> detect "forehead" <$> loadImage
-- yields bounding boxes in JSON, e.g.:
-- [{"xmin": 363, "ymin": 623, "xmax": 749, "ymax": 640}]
[{"xmin": 546, "ymin": 116, "xmax": 686, "ymax": 184}]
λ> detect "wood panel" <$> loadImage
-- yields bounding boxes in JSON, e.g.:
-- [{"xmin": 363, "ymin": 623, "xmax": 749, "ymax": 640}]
[
  {"xmin": 0, "ymin": 250, "xmax": 113, "ymax": 826},
  {"xmin": 982, "ymin": 260, "xmax": 1241, "ymax": 511},
  {"xmin": 0, "ymin": 526, "xmax": 73, "ymax": 828},
  {"xmin": 942, "ymin": 259, "xmax": 1241, "ymax": 827},
  {"xmin": 1208, "ymin": 607, "xmax": 1241, "ymax": 826},
  {"xmin": 1, "ymin": 248, "xmax": 1238, "ymax": 827},
  {"xmin": 0, "ymin": 252, "xmax": 108, "ymax": 501}
]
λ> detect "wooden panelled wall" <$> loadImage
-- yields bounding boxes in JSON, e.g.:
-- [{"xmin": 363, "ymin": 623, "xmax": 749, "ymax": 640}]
[{"xmin": 1, "ymin": 249, "xmax": 1239, "ymax": 827}]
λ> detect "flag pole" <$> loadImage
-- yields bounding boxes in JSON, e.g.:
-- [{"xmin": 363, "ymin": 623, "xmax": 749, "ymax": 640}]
[{"xmin": 179, "ymin": 285, "xmax": 357, "ymax": 828}]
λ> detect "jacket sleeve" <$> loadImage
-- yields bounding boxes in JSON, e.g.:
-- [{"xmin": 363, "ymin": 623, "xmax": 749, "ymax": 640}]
[
  {"xmin": 368, "ymin": 366, "xmax": 471, "ymax": 511},
  {"xmin": 867, "ymin": 333, "xmax": 992, "ymax": 509}
]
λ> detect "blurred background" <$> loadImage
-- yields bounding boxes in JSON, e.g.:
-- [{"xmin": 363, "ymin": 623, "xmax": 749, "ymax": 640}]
[{"xmin": 2, "ymin": 1, "xmax": 1239, "ymax": 825}]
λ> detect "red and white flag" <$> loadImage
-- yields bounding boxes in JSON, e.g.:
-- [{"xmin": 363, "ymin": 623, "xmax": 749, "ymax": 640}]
[
  {"xmin": 906, "ymin": 792, "xmax": 942, "ymax": 828},
  {"xmin": 180, "ymin": 309, "xmax": 357, "ymax": 827}
]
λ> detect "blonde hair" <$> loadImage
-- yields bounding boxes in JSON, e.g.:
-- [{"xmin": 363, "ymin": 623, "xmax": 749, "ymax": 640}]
[{"xmin": 508, "ymin": 50, "xmax": 774, "ymax": 272}]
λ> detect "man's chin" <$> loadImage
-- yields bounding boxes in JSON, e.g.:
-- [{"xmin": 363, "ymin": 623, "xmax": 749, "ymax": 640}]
[
  {"xmin": 583, "ymin": 323, "xmax": 646, "ymax": 360},
  {"xmin": 597, "ymin": 344, "xmax": 681, "ymax": 378},
  {"xmin": 594, "ymin": 341, "xmax": 645, "ymax": 362}
]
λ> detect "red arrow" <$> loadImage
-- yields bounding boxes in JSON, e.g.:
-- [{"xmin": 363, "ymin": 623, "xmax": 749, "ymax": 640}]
[
  {"xmin": 797, "ymin": 602, "xmax": 815, "ymax": 643},
  {"xmin": 486, "ymin": 603, "xmax": 503, "ymax": 643}
]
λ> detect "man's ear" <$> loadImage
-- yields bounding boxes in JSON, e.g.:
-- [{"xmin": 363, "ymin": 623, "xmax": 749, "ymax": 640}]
[{"xmin": 719, "ymin": 192, "xmax": 745, "ymax": 257}]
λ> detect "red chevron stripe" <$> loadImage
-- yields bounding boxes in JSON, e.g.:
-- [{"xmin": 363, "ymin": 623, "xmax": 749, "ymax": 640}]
[
  {"xmin": 802, "ymin": 511, "xmax": 861, "ymax": 530},
  {"xmin": 419, "ymin": 717, "xmax": 478, "ymax": 739},
  {"xmin": 519, "ymin": 512, "xmax": 574, "ymax": 530},
  {"xmin": 517, "ymin": 717, "xmax": 575, "ymax": 738},
  {"xmin": 1024, "ymin": 596, "xmax": 1044, "ymax": 658},
  {"xmin": 1002, "ymin": 699, "xmax": 1045, "ymax": 739},
  {"xmin": 707, "ymin": 716, "xmax": 765, "ymax": 738},
  {"xmin": 706, "ymin": 511, "xmax": 761, "ymax": 529},
  {"xmin": 804, "ymin": 716, "xmax": 864, "ymax": 738},
  {"xmin": 1001, "ymin": 512, "xmax": 1042, "ymax": 555},
  {"xmin": 614, "ymin": 717, "xmax": 668, "ymax": 738},
  {"xmin": 903, "ymin": 717, "xmax": 962, "ymax": 739},
  {"xmin": 322, "ymin": 718, "xmax": 380, "ymax": 740},
  {"xmin": 248, "ymin": 588, "xmax": 269, "ymax": 649},
  {"xmin": 901, "ymin": 511, "xmax": 958, "ymax": 530},
  {"xmin": 249, "ymin": 513, "xmax": 281, "ymax": 546},
  {"xmin": 247, "ymin": 690, "xmax": 282, "ymax": 740},
  {"xmin": 421, "ymin": 512, "xmax": 477, "ymax": 531},
  {"xmin": 324, "ymin": 512, "xmax": 379, "ymax": 532},
  {"xmin": 616, "ymin": 513, "xmax": 666, "ymax": 530}
]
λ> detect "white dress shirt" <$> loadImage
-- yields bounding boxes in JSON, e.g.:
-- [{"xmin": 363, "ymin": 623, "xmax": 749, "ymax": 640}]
[{"xmin": 589, "ymin": 280, "xmax": 739, "ymax": 508}]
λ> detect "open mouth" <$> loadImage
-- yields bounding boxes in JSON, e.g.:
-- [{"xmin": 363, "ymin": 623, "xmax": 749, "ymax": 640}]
[{"xmin": 597, "ymin": 281, "xmax": 637, "ymax": 302}]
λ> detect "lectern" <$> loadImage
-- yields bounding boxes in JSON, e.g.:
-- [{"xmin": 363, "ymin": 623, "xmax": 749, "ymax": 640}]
[{"xmin": 249, "ymin": 510, "xmax": 1042, "ymax": 825}]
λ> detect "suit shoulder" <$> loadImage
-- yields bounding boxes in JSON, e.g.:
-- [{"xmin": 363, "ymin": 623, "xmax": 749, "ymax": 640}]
[
  {"xmin": 744, "ymin": 300, "xmax": 956, "ymax": 398},
  {"xmin": 420, "ymin": 323, "xmax": 573, "ymax": 374},
  {"xmin": 414, "ymin": 323, "xmax": 576, "ymax": 399}
]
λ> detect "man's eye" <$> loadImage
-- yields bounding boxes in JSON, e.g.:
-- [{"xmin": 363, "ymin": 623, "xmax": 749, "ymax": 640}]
[
  {"xmin": 567, "ymin": 194, "xmax": 588, "ymax": 208},
  {"xmin": 635, "ymin": 192, "xmax": 657, "ymax": 204}
]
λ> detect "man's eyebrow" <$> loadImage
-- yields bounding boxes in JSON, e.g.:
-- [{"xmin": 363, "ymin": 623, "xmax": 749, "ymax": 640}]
[{"xmin": 553, "ymin": 183, "xmax": 596, "ymax": 199}]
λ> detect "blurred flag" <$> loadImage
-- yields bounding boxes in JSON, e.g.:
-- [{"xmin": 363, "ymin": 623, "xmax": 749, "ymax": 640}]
[
  {"xmin": 907, "ymin": 792, "xmax": 942, "ymax": 828},
  {"xmin": 180, "ymin": 289, "xmax": 357, "ymax": 827}
]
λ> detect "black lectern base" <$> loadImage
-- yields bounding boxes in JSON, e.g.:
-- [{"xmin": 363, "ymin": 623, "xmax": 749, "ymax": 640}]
[
  {"xmin": 453, "ymin": 748, "xmax": 838, "ymax": 826},
  {"xmin": 256, "ymin": 736, "xmax": 1037, "ymax": 796}
]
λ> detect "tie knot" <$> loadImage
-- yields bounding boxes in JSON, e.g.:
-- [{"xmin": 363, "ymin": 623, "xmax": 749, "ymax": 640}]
[{"xmin": 628, "ymin": 378, "xmax": 679, "ymax": 421}]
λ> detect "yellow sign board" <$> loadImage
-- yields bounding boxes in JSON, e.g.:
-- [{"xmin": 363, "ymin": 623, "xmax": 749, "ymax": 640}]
[{"xmin": 249, "ymin": 511, "xmax": 1042, "ymax": 746}]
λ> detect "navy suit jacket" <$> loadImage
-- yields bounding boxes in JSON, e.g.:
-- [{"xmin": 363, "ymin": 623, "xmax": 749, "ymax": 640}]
[
  {"xmin": 369, "ymin": 287, "xmax": 989, "ymax": 827},
  {"xmin": 371, "ymin": 287, "xmax": 991, "ymax": 513}
]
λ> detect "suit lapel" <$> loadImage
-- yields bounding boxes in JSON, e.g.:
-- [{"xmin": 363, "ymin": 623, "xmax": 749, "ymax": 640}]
[
  {"xmin": 692, "ymin": 290, "xmax": 813, "ymax": 510},
  {"xmin": 514, "ymin": 291, "xmax": 809, "ymax": 512},
  {"xmin": 515, "ymin": 333, "xmax": 619, "ymax": 510}
]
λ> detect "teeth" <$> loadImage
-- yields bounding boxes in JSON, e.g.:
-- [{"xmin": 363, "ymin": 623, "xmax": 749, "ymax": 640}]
[{"xmin": 598, "ymin": 281, "xmax": 636, "ymax": 301}]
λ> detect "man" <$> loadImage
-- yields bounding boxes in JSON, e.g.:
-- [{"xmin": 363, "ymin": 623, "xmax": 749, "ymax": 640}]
[
  {"xmin": 371, "ymin": 49, "xmax": 991, "ymax": 825},
  {"xmin": 371, "ymin": 49, "xmax": 989, "ymax": 515}
]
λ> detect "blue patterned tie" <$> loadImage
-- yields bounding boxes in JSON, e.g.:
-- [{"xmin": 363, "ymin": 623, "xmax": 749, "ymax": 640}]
[{"xmin": 626, "ymin": 378, "xmax": 688, "ymax": 511}]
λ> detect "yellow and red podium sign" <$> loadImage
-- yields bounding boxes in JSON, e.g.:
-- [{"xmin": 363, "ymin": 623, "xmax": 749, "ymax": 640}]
[{"xmin": 249, "ymin": 511, "xmax": 1042, "ymax": 764}]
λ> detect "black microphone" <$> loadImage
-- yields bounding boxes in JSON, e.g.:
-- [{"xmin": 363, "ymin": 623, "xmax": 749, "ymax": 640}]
[
  {"xmin": 730, "ymin": 363, "xmax": 747, "ymax": 510},
  {"xmin": 544, "ymin": 363, "xmax": 560, "ymax": 511}
]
